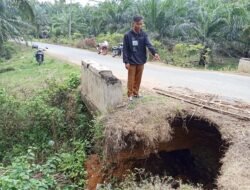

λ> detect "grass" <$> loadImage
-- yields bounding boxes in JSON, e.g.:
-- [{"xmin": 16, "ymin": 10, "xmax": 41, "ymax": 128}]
[
  {"xmin": 206, "ymin": 58, "xmax": 238, "ymax": 71},
  {"xmin": 0, "ymin": 44, "xmax": 80, "ymax": 99},
  {"xmin": 126, "ymin": 93, "xmax": 169, "ymax": 110},
  {"xmin": 165, "ymin": 54, "xmax": 239, "ymax": 72}
]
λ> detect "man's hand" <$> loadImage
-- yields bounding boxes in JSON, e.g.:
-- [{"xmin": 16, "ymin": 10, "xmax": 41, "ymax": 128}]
[
  {"xmin": 153, "ymin": 53, "xmax": 161, "ymax": 61},
  {"xmin": 125, "ymin": 63, "xmax": 130, "ymax": 70}
]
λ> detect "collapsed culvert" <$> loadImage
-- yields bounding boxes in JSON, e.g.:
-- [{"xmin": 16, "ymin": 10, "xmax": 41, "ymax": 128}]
[{"xmin": 97, "ymin": 114, "xmax": 230, "ymax": 189}]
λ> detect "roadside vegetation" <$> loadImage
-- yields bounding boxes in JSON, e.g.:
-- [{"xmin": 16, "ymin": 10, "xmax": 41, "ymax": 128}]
[
  {"xmin": 31, "ymin": 0, "xmax": 249, "ymax": 71},
  {"xmin": 0, "ymin": 0, "xmax": 249, "ymax": 189},
  {"xmin": 0, "ymin": 44, "xmax": 94, "ymax": 189},
  {"xmin": 1, "ymin": 0, "xmax": 249, "ymax": 70}
]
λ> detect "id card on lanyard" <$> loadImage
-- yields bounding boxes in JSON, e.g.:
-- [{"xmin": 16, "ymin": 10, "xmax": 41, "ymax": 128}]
[
  {"xmin": 132, "ymin": 40, "xmax": 138, "ymax": 46},
  {"xmin": 132, "ymin": 37, "xmax": 139, "ymax": 52}
]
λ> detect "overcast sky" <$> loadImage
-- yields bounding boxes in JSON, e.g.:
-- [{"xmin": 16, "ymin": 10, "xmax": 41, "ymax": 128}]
[{"xmin": 37, "ymin": 0, "xmax": 101, "ymax": 6}]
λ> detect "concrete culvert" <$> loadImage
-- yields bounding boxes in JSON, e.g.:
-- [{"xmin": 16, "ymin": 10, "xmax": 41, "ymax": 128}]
[{"xmin": 129, "ymin": 115, "xmax": 229, "ymax": 189}]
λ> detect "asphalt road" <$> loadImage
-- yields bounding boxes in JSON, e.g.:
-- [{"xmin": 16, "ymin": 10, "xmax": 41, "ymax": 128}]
[{"xmin": 33, "ymin": 42, "xmax": 250, "ymax": 103}]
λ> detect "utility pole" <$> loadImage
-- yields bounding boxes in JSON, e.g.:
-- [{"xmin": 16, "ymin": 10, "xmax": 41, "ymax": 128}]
[{"xmin": 68, "ymin": 0, "xmax": 72, "ymax": 39}]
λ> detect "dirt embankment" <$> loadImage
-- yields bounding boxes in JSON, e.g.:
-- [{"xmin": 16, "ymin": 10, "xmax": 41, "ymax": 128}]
[{"xmin": 85, "ymin": 92, "xmax": 250, "ymax": 190}]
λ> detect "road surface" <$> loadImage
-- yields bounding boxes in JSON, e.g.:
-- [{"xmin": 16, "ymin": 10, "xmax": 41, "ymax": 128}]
[{"xmin": 33, "ymin": 42, "xmax": 250, "ymax": 103}]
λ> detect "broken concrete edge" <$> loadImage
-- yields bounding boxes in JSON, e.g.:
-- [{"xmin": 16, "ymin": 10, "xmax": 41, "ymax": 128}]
[
  {"xmin": 82, "ymin": 59, "xmax": 109, "ymax": 73},
  {"xmin": 238, "ymin": 58, "xmax": 250, "ymax": 73},
  {"xmin": 99, "ymin": 71, "xmax": 121, "ymax": 86},
  {"xmin": 81, "ymin": 60, "xmax": 121, "ymax": 86},
  {"xmin": 81, "ymin": 59, "xmax": 123, "ymax": 114}
]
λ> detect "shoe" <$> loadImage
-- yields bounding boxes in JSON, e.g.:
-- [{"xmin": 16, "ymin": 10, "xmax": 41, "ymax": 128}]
[
  {"xmin": 133, "ymin": 94, "xmax": 143, "ymax": 98},
  {"xmin": 128, "ymin": 96, "xmax": 133, "ymax": 101}
]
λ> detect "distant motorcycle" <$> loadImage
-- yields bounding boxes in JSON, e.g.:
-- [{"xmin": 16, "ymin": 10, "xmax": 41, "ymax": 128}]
[
  {"xmin": 112, "ymin": 43, "xmax": 123, "ymax": 57},
  {"xmin": 32, "ymin": 44, "xmax": 38, "ymax": 49},
  {"xmin": 35, "ymin": 49, "xmax": 44, "ymax": 65},
  {"xmin": 97, "ymin": 41, "xmax": 109, "ymax": 55}
]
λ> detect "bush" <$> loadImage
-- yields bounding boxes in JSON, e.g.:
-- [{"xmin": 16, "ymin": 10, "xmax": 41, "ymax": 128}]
[
  {"xmin": 76, "ymin": 38, "xmax": 96, "ymax": 49},
  {"xmin": 0, "ymin": 74, "xmax": 91, "ymax": 164},
  {"xmin": 0, "ymin": 143, "xmax": 88, "ymax": 189},
  {"xmin": 172, "ymin": 43, "xmax": 207, "ymax": 67},
  {"xmin": 72, "ymin": 33, "xmax": 82, "ymax": 40},
  {"xmin": 148, "ymin": 40, "xmax": 167, "ymax": 62},
  {"xmin": 57, "ymin": 38, "xmax": 69, "ymax": 45},
  {"xmin": 57, "ymin": 140, "xmax": 88, "ymax": 188},
  {"xmin": 0, "ymin": 89, "xmax": 65, "ymax": 163},
  {"xmin": 54, "ymin": 28, "xmax": 62, "ymax": 37},
  {"xmin": 151, "ymin": 40, "xmax": 164, "ymax": 50},
  {"xmin": 0, "ymin": 147, "xmax": 57, "ymax": 190},
  {"xmin": 0, "ymin": 71, "xmax": 92, "ymax": 188},
  {"xmin": 0, "ymin": 43, "xmax": 16, "ymax": 60}
]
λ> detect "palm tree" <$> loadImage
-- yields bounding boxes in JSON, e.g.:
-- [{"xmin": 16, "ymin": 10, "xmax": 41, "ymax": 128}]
[
  {"xmin": 136, "ymin": 0, "xmax": 188, "ymax": 41},
  {"xmin": 220, "ymin": 3, "xmax": 250, "ymax": 56},
  {"xmin": 102, "ymin": 0, "xmax": 135, "ymax": 33},
  {"xmin": 138, "ymin": 0, "xmax": 161, "ymax": 33},
  {"xmin": 31, "ymin": 2, "xmax": 50, "ymax": 38},
  {"xmin": 0, "ymin": 0, "xmax": 34, "ymax": 46}
]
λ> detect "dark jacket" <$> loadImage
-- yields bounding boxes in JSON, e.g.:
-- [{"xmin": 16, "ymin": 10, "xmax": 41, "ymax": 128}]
[{"xmin": 123, "ymin": 30, "xmax": 157, "ymax": 65}]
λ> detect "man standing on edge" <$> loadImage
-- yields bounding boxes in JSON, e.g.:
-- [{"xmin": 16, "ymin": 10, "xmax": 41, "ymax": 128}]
[{"xmin": 123, "ymin": 16, "xmax": 160, "ymax": 101}]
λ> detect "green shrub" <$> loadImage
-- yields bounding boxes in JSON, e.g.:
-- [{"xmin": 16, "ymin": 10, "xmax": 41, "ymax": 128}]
[
  {"xmin": 58, "ymin": 140, "xmax": 88, "ymax": 189},
  {"xmin": 151, "ymin": 40, "xmax": 164, "ymax": 50},
  {"xmin": 54, "ymin": 28, "xmax": 62, "ymax": 37},
  {"xmin": 0, "ymin": 75, "xmax": 91, "ymax": 164},
  {"xmin": 148, "ymin": 40, "xmax": 167, "ymax": 62},
  {"xmin": 72, "ymin": 33, "xmax": 82, "ymax": 40},
  {"xmin": 57, "ymin": 38, "xmax": 69, "ymax": 45},
  {"xmin": 88, "ymin": 116, "xmax": 105, "ymax": 156},
  {"xmin": 0, "ymin": 144, "xmax": 88, "ymax": 189},
  {"xmin": 0, "ymin": 48, "xmax": 91, "ymax": 189},
  {"xmin": 0, "ymin": 147, "xmax": 57, "ymax": 190},
  {"xmin": 172, "ymin": 43, "xmax": 207, "ymax": 67},
  {"xmin": 51, "ymin": 36, "xmax": 59, "ymax": 43},
  {"xmin": 67, "ymin": 73, "xmax": 81, "ymax": 89},
  {"xmin": 0, "ymin": 43, "xmax": 16, "ymax": 60},
  {"xmin": 0, "ymin": 89, "xmax": 65, "ymax": 163}
]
